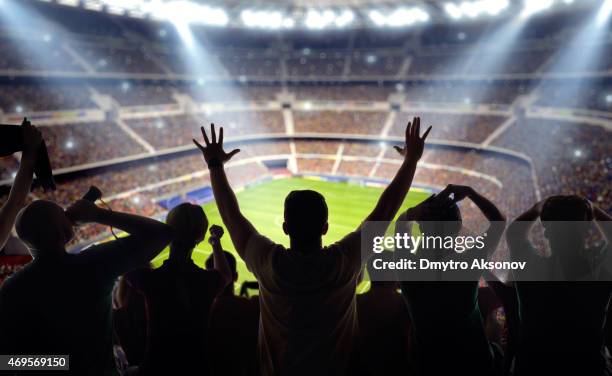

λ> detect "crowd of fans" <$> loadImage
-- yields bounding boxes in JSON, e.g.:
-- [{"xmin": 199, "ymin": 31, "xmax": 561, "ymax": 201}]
[
  {"xmin": 0, "ymin": 83, "xmax": 96, "ymax": 113},
  {"xmin": 296, "ymin": 157, "xmax": 336, "ymax": 174},
  {"xmin": 294, "ymin": 140, "xmax": 340, "ymax": 155},
  {"xmin": 535, "ymin": 81, "xmax": 612, "ymax": 113},
  {"xmin": 337, "ymin": 159, "xmax": 376, "ymax": 177},
  {"xmin": 40, "ymin": 122, "xmax": 146, "ymax": 169},
  {"xmin": 391, "ymin": 112, "xmax": 507, "ymax": 144},
  {"xmin": 286, "ymin": 52, "xmax": 346, "ymax": 77},
  {"xmin": 0, "ymin": 110, "xmax": 610, "ymax": 376},
  {"xmin": 294, "ymin": 110, "xmax": 387, "ymax": 135},
  {"xmin": 77, "ymin": 43, "xmax": 166, "ymax": 74},
  {"xmin": 349, "ymin": 51, "xmax": 404, "ymax": 76},
  {"xmin": 126, "ymin": 111, "xmax": 285, "ymax": 150},
  {"xmin": 96, "ymin": 82, "xmax": 178, "ymax": 107},
  {"xmin": 218, "ymin": 50, "xmax": 282, "ymax": 77},
  {"xmin": 292, "ymin": 84, "xmax": 393, "ymax": 102},
  {"xmin": 0, "ymin": 36, "xmax": 84, "ymax": 72},
  {"xmin": 493, "ymin": 119, "xmax": 611, "ymax": 212}
]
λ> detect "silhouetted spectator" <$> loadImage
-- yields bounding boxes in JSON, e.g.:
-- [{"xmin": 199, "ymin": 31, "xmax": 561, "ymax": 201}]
[
  {"xmin": 126, "ymin": 203, "xmax": 232, "ymax": 375},
  {"xmin": 398, "ymin": 184, "xmax": 506, "ymax": 376},
  {"xmin": 0, "ymin": 118, "xmax": 41, "ymax": 251},
  {"xmin": 357, "ymin": 251, "xmax": 412, "ymax": 376},
  {"xmin": 112, "ymin": 264, "xmax": 152, "ymax": 369},
  {"xmin": 507, "ymin": 195, "xmax": 612, "ymax": 376},
  {"xmin": 193, "ymin": 118, "xmax": 430, "ymax": 375},
  {"xmin": 206, "ymin": 251, "xmax": 260, "ymax": 376},
  {"xmin": 0, "ymin": 198, "xmax": 172, "ymax": 375}
]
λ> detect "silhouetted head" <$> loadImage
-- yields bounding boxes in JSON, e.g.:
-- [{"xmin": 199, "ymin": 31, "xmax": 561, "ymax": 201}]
[
  {"xmin": 283, "ymin": 190, "xmax": 329, "ymax": 251},
  {"xmin": 415, "ymin": 198, "xmax": 462, "ymax": 237},
  {"xmin": 540, "ymin": 195, "xmax": 591, "ymax": 247},
  {"xmin": 166, "ymin": 203, "xmax": 208, "ymax": 259},
  {"xmin": 15, "ymin": 200, "xmax": 74, "ymax": 255},
  {"xmin": 205, "ymin": 250, "xmax": 238, "ymax": 282}
]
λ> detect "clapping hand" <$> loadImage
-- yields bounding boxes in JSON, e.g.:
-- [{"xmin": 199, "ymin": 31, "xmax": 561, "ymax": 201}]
[{"xmin": 21, "ymin": 117, "xmax": 42, "ymax": 157}]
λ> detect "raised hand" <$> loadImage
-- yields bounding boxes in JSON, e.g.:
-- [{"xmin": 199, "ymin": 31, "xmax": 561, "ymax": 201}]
[
  {"xmin": 21, "ymin": 117, "xmax": 42, "ymax": 154},
  {"xmin": 208, "ymin": 224, "xmax": 224, "ymax": 247},
  {"xmin": 193, "ymin": 123, "xmax": 240, "ymax": 167},
  {"xmin": 65, "ymin": 199, "xmax": 102, "ymax": 224},
  {"xmin": 437, "ymin": 184, "xmax": 474, "ymax": 203},
  {"xmin": 393, "ymin": 116, "xmax": 432, "ymax": 161}
]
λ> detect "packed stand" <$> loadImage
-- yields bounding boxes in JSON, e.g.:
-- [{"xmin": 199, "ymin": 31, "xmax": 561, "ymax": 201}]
[
  {"xmin": 349, "ymin": 51, "xmax": 403, "ymax": 76},
  {"xmin": 294, "ymin": 111, "xmax": 387, "ymax": 135},
  {"xmin": 96, "ymin": 82, "xmax": 178, "ymax": 107},
  {"xmin": 40, "ymin": 122, "xmax": 146, "ymax": 169},
  {"xmin": 390, "ymin": 112, "xmax": 506, "ymax": 143},
  {"xmin": 0, "ymin": 83, "xmax": 96, "ymax": 113},
  {"xmin": 493, "ymin": 119, "xmax": 612, "ymax": 212},
  {"xmin": 0, "ymin": 36, "xmax": 83, "ymax": 72},
  {"xmin": 292, "ymin": 84, "xmax": 393, "ymax": 102}
]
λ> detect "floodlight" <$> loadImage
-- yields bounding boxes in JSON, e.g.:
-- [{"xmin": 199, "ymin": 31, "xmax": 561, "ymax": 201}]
[{"xmin": 521, "ymin": 0, "xmax": 554, "ymax": 19}]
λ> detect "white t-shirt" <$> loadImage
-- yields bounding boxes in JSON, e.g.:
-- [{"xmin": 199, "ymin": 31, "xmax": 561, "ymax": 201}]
[{"xmin": 245, "ymin": 231, "xmax": 362, "ymax": 376}]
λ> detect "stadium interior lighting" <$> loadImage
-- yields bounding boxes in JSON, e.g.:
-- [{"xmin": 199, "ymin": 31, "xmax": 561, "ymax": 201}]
[
  {"xmin": 368, "ymin": 7, "xmax": 430, "ymax": 27},
  {"xmin": 145, "ymin": 0, "xmax": 228, "ymax": 27},
  {"xmin": 521, "ymin": 0, "xmax": 554, "ymax": 18},
  {"xmin": 444, "ymin": 0, "xmax": 509, "ymax": 20},
  {"xmin": 597, "ymin": 0, "xmax": 612, "ymax": 25},
  {"xmin": 57, "ymin": 0, "xmax": 79, "ymax": 6},
  {"xmin": 241, "ymin": 10, "xmax": 295, "ymax": 29},
  {"xmin": 304, "ymin": 9, "xmax": 355, "ymax": 29}
]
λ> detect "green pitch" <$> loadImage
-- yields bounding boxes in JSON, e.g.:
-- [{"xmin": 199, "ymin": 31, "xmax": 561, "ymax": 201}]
[{"xmin": 151, "ymin": 177, "xmax": 430, "ymax": 293}]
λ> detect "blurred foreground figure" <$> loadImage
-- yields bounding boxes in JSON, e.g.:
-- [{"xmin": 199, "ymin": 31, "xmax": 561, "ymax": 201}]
[
  {"xmin": 206, "ymin": 251, "xmax": 260, "ymax": 376},
  {"xmin": 0, "ymin": 198, "xmax": 172, "ymax": 376},
  {"xmin": 194, "ymin": 118, "xmax": 430, "ymax": 375},
  {"xmin": 357, "ymin": 252, "xmax": 412, "ymax": 376},
  {"xmin": 398, "ymin": 184, "xmax": 506, "ymax": 376},
  {"xmin": 126, "ymin": 204, "xmax": 232, "ymax": 375},
  {"xmin": 0, "ymin": 118, "xmax": 42, "ymax": 251},
  {"xmin": 508, "ymin": 195, "xmax": 612, "ymax": 376}
]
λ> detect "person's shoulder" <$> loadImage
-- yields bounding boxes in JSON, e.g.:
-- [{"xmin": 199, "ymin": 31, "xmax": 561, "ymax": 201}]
[
  {"xmin": 0, "ymin": 264, "xmax": 34, "ymax": 298},
  {"xmin": 326, "ymin": 230, "xmax": 361, "ymax": 251},
  {"xmin": 247, "ymin": 233, "xmax": 283, "ymax": 252}
]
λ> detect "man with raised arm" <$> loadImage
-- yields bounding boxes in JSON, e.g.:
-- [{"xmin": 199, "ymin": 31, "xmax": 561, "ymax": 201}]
[
  {"xmin": 0, "ymin": 118, "xmax": 41, "ymax": 251},
  {"xmin": 0, "ymin": 198, "xmax": 172, "ymax": 376},
  {"xmin": 193, "ymin": 118, "xmax": 431, "ymax": 376}
]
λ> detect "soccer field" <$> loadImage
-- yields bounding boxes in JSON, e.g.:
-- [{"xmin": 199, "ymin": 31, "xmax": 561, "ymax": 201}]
[{"xmin": 151, "ymin": 177, "xmax": 430, "ymax": 291}]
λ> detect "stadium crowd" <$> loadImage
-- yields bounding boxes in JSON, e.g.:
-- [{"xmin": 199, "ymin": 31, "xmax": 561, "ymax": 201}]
[
  {"xmin": 0, "ymin": 5, "xmax": 610, "ymax": 375},
  {"xmin": 0, "ymin": 118, "xmax": 610, "ymax": 376}
]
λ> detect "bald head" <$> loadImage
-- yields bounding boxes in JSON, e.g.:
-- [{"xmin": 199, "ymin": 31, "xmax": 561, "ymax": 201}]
[{"xmin": 16, "ymin": 200, "xmax": 74, "ymax": 252}]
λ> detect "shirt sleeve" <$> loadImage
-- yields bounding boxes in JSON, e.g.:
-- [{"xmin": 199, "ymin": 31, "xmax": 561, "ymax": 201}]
[
  {"xmin": 333, "ymin": 230, "xmax": 363, "ymax": 277},
  {"xmin": 244, "ymin": 233, "xmax": 278, "ymax": 279}
]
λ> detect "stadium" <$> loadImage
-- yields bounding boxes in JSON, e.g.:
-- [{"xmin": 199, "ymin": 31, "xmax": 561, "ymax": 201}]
[{"xmin": 0, "ymin": 0, "xmax": 610, "ymax": 374}]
